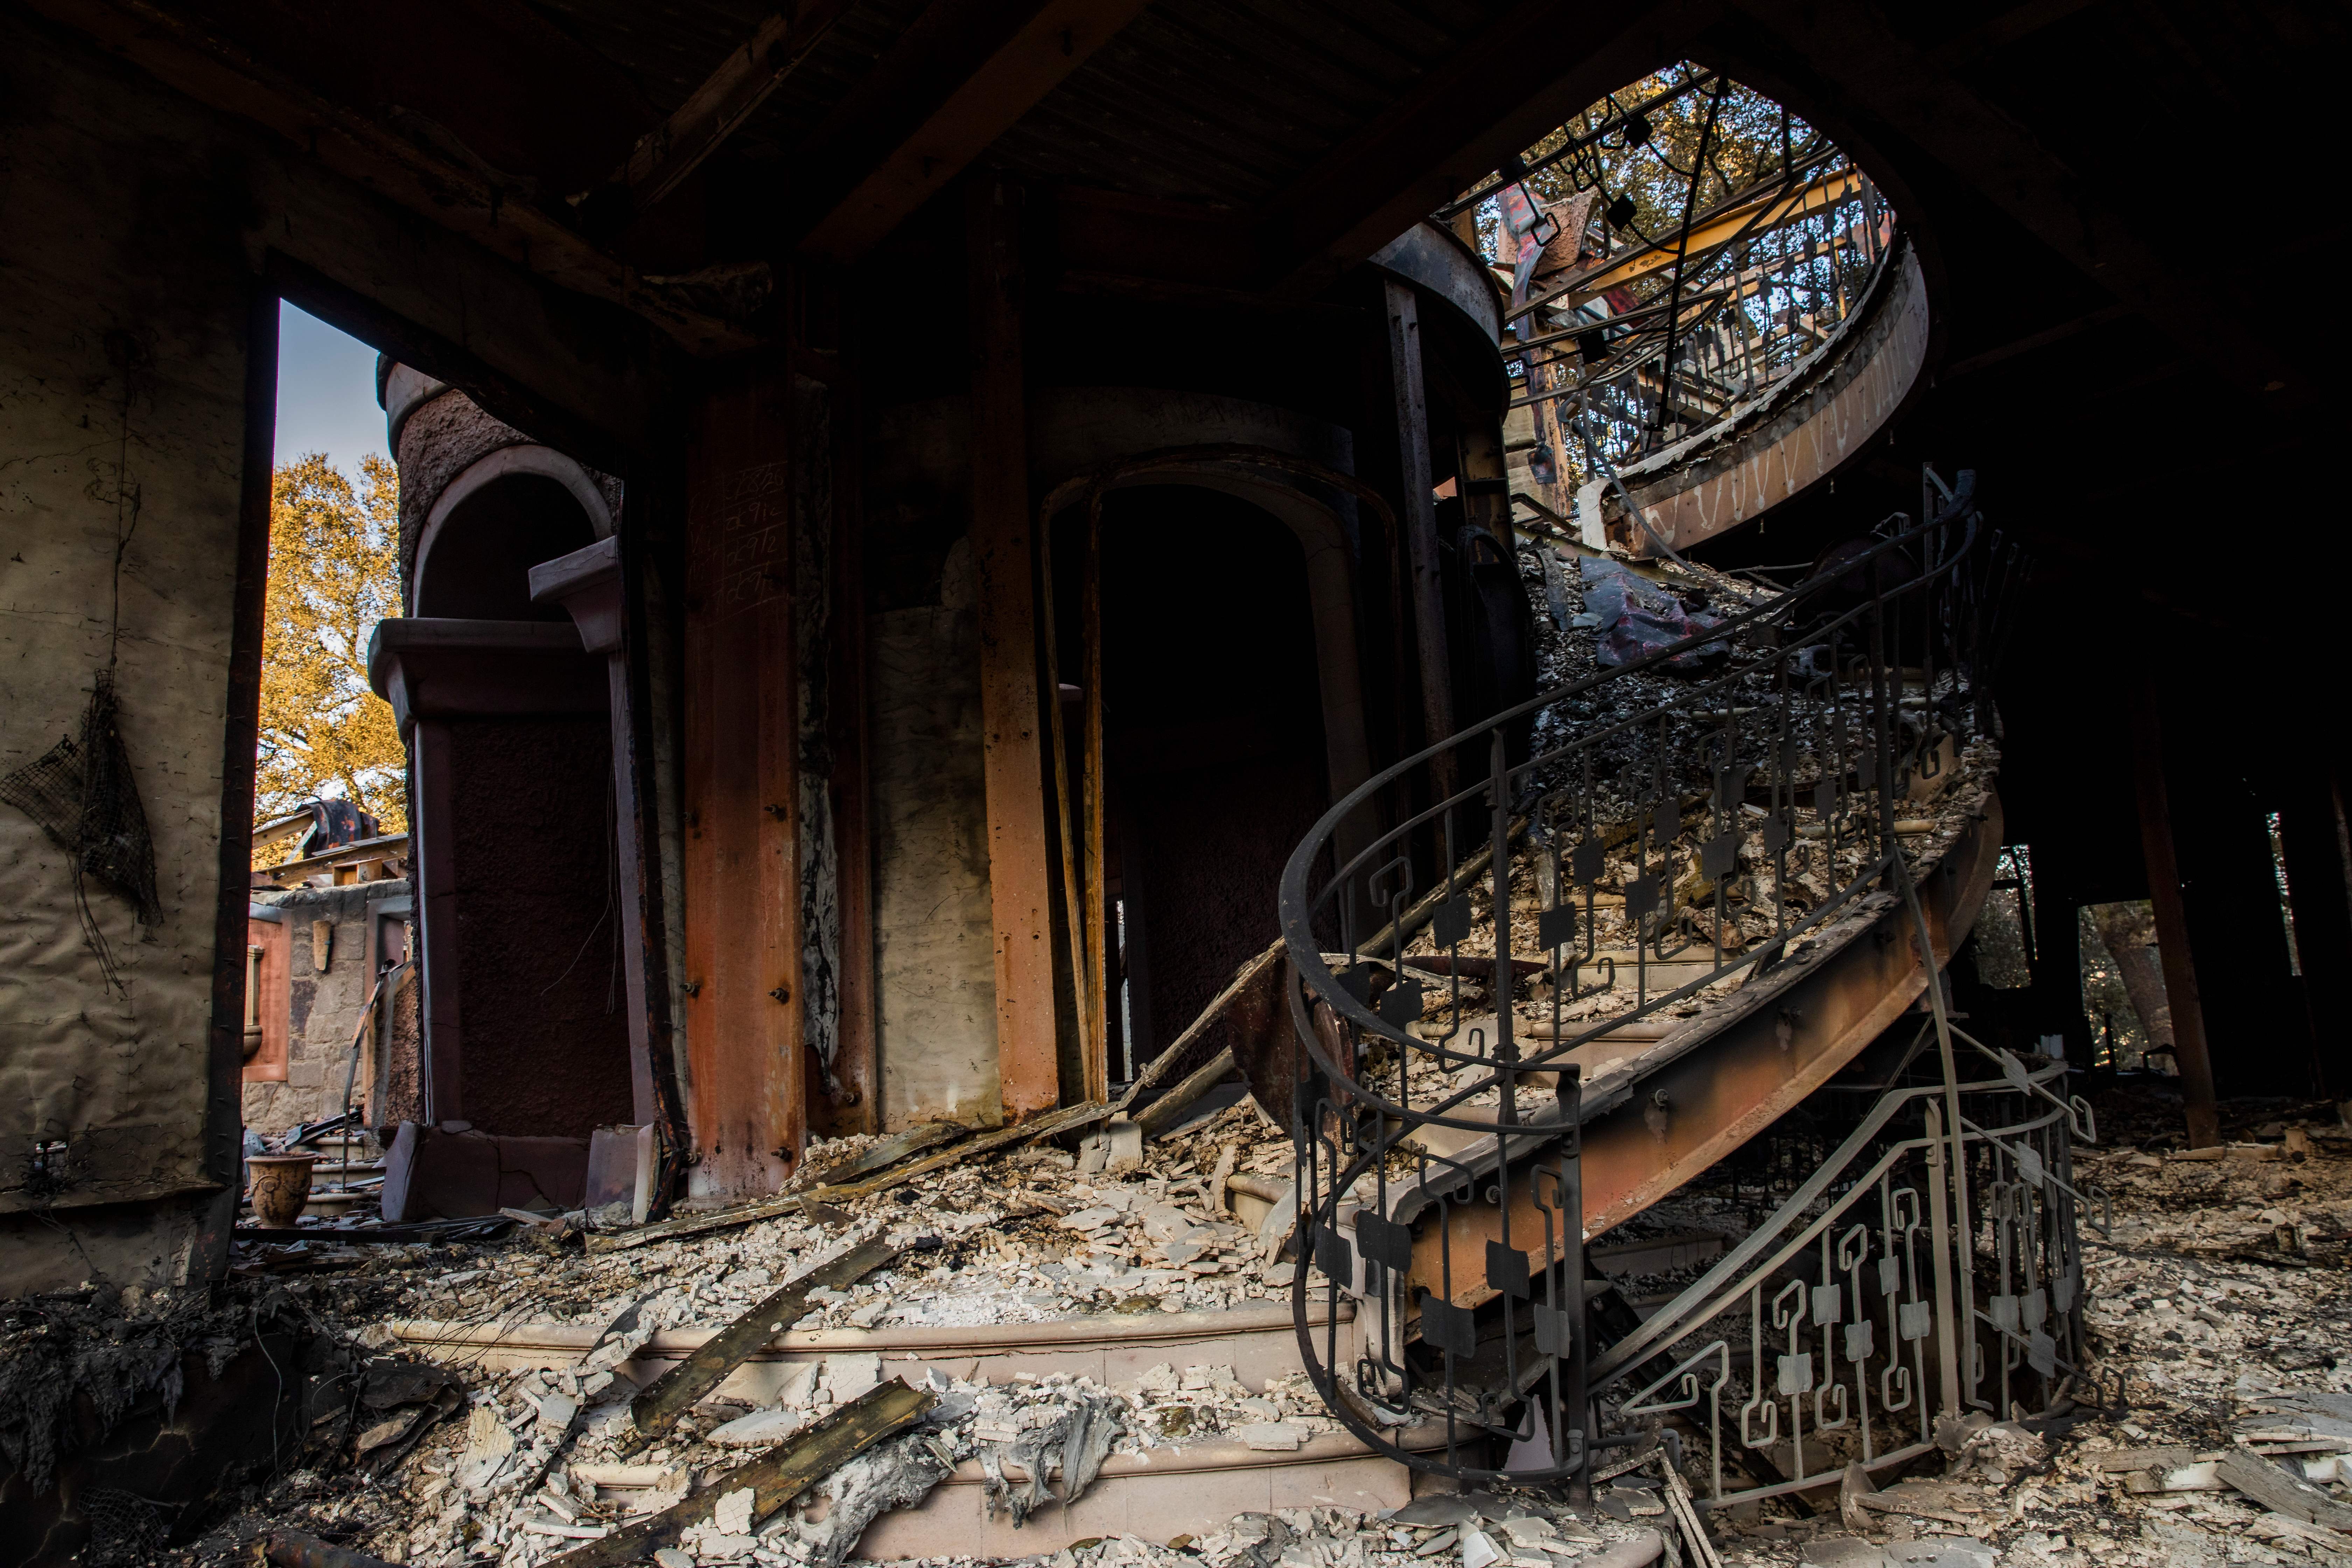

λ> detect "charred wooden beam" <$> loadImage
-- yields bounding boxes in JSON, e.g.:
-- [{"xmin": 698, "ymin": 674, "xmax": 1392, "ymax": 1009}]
[
  {"xmin": 966, "ymin": 173, "xmax": 1060, "ymax": 1122},
  {"xmin": 609, "ymin": 1, "xmax": 861, "ymax": 215},
  {"xmin": 800, "ymin": 0, "xmax": 1151, "ymax": 262},
  {"xmin": 21, "ymin": 0, "xmax": 747, "ymax": 356},
  {"xmin": 622, "ymin": 1237, "xmax": 902, "ymax": 1448},
  {"xmin": 549, "ymin": 1382, "xmax": 934, "ymax": 1568}
]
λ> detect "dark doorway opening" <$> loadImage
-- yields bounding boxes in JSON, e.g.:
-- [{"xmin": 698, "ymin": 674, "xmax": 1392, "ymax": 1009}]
[{"xmin": 1053, "ymin": 484, "xmax": 1331, "ymax": 1084}]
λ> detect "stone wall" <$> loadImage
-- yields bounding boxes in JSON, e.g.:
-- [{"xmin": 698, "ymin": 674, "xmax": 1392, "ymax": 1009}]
[{"xmin": 241, "ymin": 883, "xmax": 412, "ymax": 1135}]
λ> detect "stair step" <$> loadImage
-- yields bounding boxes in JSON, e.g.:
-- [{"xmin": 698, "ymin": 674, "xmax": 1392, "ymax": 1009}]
[
  {"xmin": 391, "ymin": 1301, "xmax": 1352, "ymax": 1404},
  {"xmin": 393, "ymin": 1303, "xmax": 1433, "ymax": 1560},
  {"xmin": 860, "ymin": 1423, "xmax": 1451, "ymax": 1558}
]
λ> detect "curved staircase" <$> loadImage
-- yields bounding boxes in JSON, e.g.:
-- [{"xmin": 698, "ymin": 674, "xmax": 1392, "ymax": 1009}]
[{"xmin": 1270, "ymin": 469, "xmax": 2069, "ymax": 1498}]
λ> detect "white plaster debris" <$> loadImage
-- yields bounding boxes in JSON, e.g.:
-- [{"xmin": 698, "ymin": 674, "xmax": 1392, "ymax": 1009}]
[{"xmin": 186, "ymin": 1085, "xmax": 2352, "ymax": 1568}]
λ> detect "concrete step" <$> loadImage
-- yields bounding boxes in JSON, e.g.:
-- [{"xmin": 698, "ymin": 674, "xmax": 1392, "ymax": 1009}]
[
  {"xmin": 391, "ymin": 1300, "xmax": 1353, "ymax": 1404},
  {"xmin": 861, "ymin": 1423, "xmax": 1453, "ymax": 1558},
  {"xmin": 390, "ymin": 1302, "xmax": 1446, "ymax": 1558}
]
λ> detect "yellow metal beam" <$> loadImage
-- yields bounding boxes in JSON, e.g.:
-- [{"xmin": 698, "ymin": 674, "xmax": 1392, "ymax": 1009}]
[{"xmin": 1517, "ymin": 167, "xmax": 1866, "ymax": 320}]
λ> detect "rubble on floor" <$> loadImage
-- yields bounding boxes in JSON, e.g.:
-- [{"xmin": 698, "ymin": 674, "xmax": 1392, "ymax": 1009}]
[
  {"xmin": 238, "ymin": 1100, "xmax": 1304, "ymax": 1339},
  {"xmin": 136, "ymin": 1082, "xmax": 2352, "ymax": 1568},
  {"xmin": 1686, "ymin": 1088, "xmax": 2352, "ymax": 1568}
]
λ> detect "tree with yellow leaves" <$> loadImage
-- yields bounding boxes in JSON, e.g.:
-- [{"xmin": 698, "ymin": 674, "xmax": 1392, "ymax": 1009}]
[{"xmin": 255, "ymin": 453, "xmax": 407, "ymax": 841}]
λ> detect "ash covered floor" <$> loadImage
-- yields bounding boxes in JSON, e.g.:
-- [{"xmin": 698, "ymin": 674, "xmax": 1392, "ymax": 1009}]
[{"xmin": 93, "ymin": 1085, "xmax": 2350, "ymax": 1568}]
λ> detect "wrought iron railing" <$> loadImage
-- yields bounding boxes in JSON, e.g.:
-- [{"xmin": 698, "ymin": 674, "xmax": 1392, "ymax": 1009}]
[
  {"xmin": 1594, "ymin": 1043, "xmax": 2107, "ymax": 1505},
  {"xmin": 1276, "ymin": 469, "xmax": 2037, "ymax": 1485}
]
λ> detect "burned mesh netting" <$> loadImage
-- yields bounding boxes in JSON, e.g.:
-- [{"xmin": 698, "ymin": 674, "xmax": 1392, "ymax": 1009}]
[{"xmin": 1, "ymin": 670, "xmax": 162, "ymax": 986}]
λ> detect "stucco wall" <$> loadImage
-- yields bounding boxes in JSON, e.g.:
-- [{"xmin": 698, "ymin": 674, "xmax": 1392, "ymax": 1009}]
[
  {"xmin": 0, "ymin": 10, "xmax": 251, "ymax": 1254},
  {"xmin": 869, "ymin": 540, "xmax": 1000, "ymax": 1129}
]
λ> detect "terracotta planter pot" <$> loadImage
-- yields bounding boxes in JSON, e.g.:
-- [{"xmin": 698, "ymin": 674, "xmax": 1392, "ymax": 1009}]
[{"xmin": 247, "ymin": 1152, "xmax": 317, "ymax": 1228}]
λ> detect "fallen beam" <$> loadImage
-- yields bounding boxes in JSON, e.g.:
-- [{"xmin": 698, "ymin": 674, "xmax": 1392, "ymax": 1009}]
[
  {"xmin": 2217, "ymin": 1448, "xmax": 2352, "ymax": 1531},
  {"xmin": 623, "ymin": 1238, "xmax": 904, "ymax": 1448},
  {"xmin": 800, "ymin": 1122, "xmax": 969, "ymax": 1189},
  {"xmin": 548, "ymin": 1381, "xmax": 934, "ymax": 1568},
  {"xmin": 1115, "ymin": 940, "xmax": 1283, "ymax": 1111},
  {"xmin": 1133, "ymin": 1048, "xmax": 1238, "ymax": 1140},
  {"xmin": 822, "ymin": 1099, "xmax": 1117, "ymax": 1202},
  {"xmin": 587, "ymin": 1100, "xmax": 1115, "ymax": 1255},
  {"xmin": 587, "ymin": 1192, "xmax": 804, "ymax": 1255}
]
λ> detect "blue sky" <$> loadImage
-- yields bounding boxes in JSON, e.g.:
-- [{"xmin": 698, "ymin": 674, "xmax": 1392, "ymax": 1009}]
[{"xmin": 274, "ymin": 301, "xmax": 390, "ymax": 478}]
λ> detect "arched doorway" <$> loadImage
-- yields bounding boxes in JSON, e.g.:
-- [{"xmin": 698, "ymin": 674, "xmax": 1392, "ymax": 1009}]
[{"xmin": 398, "ymin": 467, "xmax": 634, "ymax": 1138}]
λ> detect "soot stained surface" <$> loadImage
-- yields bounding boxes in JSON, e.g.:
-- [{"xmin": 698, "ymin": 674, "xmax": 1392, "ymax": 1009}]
[{"xmin": 448, "ymin": 717, "xmax": 633, "ymax": 1136}]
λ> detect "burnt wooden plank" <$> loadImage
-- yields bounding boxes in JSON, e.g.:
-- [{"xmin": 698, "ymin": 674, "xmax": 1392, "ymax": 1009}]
[
  {"xmin": 551, "ymin": 1381, "xmax": 934, "ymax": 1568},
  {"xmin": 802, "ymin": 1121, "xmax": 968, "ymax": 1188},
  {"xmin": 2217, "ymin": 1448, "xmax": 2352, "ymax": 1530},
  {"xmin": 623, "ymin": 1237, "xmax": 903, "ymax": 1447}
]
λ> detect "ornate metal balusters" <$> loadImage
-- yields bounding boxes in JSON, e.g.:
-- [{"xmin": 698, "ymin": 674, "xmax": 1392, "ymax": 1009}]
[
  {"xmin": 1772, "ymin": 1279, "xmax": 1812, "ymax": 1480},
  {"xmin": 1836, "ymin": 1224, "xmax": 1878, "ymax": 1462},
  {"xmin": 1809, "ymin": 1236, "xmax": 1851, "ymax": 1442},
  {"xmin": 1490, "ymin": 729, "xmax": 1521, "ymax": 1128},
  {"xmin": 1625, "ymin": 1340, "xmax": 1732, "ymax": 1499},
  {"xmin": 1884, "ymin": 1182, "xmax": 1929, "ymax": 1444},
  {"xmin": 1740, "ymin": 1282, "xmax": 1781, "ymax": 1456}
]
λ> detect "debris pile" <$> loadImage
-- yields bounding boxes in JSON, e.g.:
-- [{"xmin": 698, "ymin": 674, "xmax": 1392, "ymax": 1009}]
[
  {"xmin": 272, "ymin": 1102, "xmax": 1297, "ymax": 1342},
  {"xmin": 1677, "ymin": 1088, "xmax": 2352, "ymax": 1567},
  {"xmin": 125, "ymin": 1082, "xmax": 2352, "ymax": 1568}
]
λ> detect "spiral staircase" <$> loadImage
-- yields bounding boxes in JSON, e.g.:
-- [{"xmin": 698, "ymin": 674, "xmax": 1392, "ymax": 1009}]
[{"xmin": 390, "ymin": 160, "xmax": 2082, "ymax": 1556}]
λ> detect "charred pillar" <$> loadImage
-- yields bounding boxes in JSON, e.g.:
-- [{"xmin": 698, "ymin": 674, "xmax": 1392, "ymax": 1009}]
[
  {"xmin": 967, "ymin": 173, "xmax": 1058, "ymax": 1122},
  {"xmin": 683, "ymin": 366, "xmax": 806, "ymax": 1193}
]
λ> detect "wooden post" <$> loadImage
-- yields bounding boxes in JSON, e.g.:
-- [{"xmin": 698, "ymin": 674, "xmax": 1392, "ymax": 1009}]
[
  {"xmin": 684, "ymin": 364, "xmax": 806, "ymax": 1194},
  {"xmin": 1385, "ymin": 280, "xmax": 1455, "ymax": 788},
  {"xmin": 1080, "ymin": 497, "xmax": 1108, "ymax": 1102},
  {"xmin": 2129, "ymin": 681, "xmax": 2221, "ymax": 1148},
  {"xmin": 967, "ymin": 173, "xmax": 1059, "ymax": 1122},
  {"xmin": 1039, "ymin": 499, "xmax": 1093, "ymax": 1097},
  {"xmin": 826, "ymin": 364, "xmax": 879, "ymax": 1133}
]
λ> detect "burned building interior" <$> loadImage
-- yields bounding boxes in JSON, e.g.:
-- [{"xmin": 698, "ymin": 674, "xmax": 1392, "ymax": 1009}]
[{"xmin": 5, "ymin": 2, "xmax": 2352, "ymax": 1567}]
